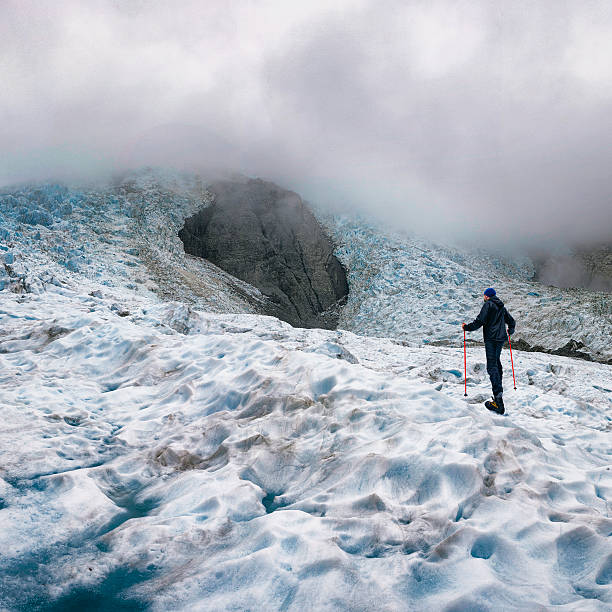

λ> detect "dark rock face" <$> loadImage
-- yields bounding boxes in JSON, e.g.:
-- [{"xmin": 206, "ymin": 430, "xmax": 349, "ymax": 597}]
[
  {"xmin": 510, "ymin": 338, "xmax": 604, "ymax": 363},
  {"xmin": 178, "ymin": 179, "xmax": 348, "ymax": 328}
]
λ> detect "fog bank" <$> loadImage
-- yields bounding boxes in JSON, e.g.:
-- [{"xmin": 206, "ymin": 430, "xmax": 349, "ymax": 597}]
[{"xmin": 2, "ymin": 0, "xmax": 612, "ymax": 249}]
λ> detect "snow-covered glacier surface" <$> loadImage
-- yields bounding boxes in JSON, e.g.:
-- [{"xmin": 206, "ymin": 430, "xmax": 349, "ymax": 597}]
[
  {"xmin": 1, "ymin": 286, "xmax": 611, "ymax": 610},
  {"xmin": 0, "ymin": 171, "xmax": 611, "ymax": 609}
]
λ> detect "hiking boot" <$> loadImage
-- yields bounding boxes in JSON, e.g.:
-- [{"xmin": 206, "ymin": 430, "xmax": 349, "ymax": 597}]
[
  {"xmin": 495, "ymin": 395, "xmax": 505, "ymax": 413},
  {"xmin": 485, "ymin": 397, "xmax": 505, "ymax": 415}
]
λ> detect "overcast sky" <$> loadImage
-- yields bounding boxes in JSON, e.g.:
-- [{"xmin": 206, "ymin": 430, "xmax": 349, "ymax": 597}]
[{"xmin": 2, "ymin": 0, "xmax": 611, "ymax": 247}]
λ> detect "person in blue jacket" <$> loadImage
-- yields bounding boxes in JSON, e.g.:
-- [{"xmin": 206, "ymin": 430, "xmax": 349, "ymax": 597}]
[{"xmin": 463, "ymin": 288, "xmax": 515, "ymax": 414}]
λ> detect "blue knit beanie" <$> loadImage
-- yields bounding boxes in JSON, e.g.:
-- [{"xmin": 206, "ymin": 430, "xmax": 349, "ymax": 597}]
[{"xmin": 484, "ymin": 288, "xmax": 496, "ymax": 297}]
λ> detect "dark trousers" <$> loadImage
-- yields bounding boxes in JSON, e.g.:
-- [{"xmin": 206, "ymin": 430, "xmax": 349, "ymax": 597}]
[{"xmin": 484, "ymin": 340, "xmax": 504, "ymax": 398}]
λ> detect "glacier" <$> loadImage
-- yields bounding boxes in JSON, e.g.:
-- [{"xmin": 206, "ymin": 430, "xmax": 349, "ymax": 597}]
[{"xmin": 0, "ymin": 170, "xmax": 611, "ymax": 610}]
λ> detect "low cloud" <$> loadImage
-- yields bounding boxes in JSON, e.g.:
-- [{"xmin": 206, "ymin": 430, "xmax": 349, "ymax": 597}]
[{"xmin": 2, "ymin": 0, "xmax": 612, "ymax": 249}]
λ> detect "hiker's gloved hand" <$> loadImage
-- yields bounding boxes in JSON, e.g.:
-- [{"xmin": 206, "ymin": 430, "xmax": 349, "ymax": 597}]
[{"xmin": 462, "ymin": 323, "xmax": 467, "ymax": 330}]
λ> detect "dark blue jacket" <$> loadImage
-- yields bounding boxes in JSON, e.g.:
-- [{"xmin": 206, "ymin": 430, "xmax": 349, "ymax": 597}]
[{"xmin": 465, "ymin": 295, "xmax": 515, "ymax": 341}]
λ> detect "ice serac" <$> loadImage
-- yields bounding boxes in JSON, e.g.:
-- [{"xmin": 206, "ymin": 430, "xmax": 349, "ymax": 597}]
[{"xmin": 178, "ymin": 178, "xmax": 349, "ymax": 328}]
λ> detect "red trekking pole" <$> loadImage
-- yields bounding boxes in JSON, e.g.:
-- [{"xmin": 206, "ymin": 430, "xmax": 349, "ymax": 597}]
[
  {"xmin": 507, "ymin": 332, "xmax": 517, "ymax": 390},
  {"xmin": 463, "ymin": 327, "xmax": 468, "ymax": 396}
]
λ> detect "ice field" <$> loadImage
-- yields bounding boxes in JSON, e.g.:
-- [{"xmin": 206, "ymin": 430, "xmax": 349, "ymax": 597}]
[{"xmin": 0, "ymin": 173, "xmax": 611, "ymax": 610}]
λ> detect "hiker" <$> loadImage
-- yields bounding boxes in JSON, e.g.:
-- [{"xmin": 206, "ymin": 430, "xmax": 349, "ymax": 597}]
[{"xmin": 462, "ymin": 288, "xmax": 515, "ymax": 414}]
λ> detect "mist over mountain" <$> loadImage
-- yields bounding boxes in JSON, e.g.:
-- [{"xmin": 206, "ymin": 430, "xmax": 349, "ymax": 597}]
[
  {"xmin": 534, "ymin": 244, "xmax": 612, "ymax": 292},
  {"xmin": 2, "ymin": 1, "xmax": 612, "ymax": 251}
]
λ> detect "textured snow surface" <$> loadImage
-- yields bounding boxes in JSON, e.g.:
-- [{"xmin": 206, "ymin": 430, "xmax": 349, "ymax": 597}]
[
  {"xmin": 0, "ymin": 171, "xmax": 611, "ymax": 609},
  {"xmin": 1, "ymin": 286, "xmax": 611, "ymax": 610}
]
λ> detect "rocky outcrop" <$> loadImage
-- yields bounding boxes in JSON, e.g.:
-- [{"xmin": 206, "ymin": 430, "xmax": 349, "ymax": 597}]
[
  {"xmin": 178, "ymin": 179, "xmax": 348, "ymax": 328},
  {"xmin": 509, "ymin": 338, "xmax": 612, "ymax": 364}
]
